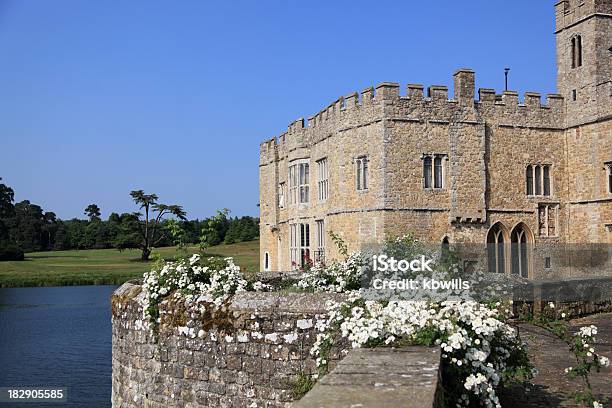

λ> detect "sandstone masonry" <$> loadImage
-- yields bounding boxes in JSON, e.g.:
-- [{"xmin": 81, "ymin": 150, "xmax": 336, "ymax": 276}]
[
  {"xmin": 259, "ymin": 0, "xmax": 612, "ymax": 280},
  {"xmin": 111, "ymin": 281, "xmax": 349, "ymax": 408}
]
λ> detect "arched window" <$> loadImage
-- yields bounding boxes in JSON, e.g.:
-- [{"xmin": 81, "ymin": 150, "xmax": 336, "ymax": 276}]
[
  {"xmin": 441, "ymin": 236, "xmax": 452, "ymax": 262},
  {"xmin": 264, "ymin": 252, "xmax": 270, "ymax": 271},
  {"xmin": 441, "ymin": 236, "xmax": 450, "ymax": 253},
  {"xmin": 571, "ymin": 35, "xmax": 583, "ymax": 68},
  {"xmin": 511, "ymin": 223, "xmax": 533, "ymax": 278},
  {"xmin": 487, "ymin": 223, "xmax": 507, "ymax": 274}
]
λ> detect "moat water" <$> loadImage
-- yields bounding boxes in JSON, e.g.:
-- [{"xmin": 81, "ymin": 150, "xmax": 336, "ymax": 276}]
[{"xmin": 0, "ymin": 285, "xmax": 117, "ymax": 407}]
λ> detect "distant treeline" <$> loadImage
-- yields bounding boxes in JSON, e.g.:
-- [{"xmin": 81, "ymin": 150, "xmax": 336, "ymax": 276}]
[{"xmin": 0, "ymin": 178, "xmax": 258, "ymax": 260}]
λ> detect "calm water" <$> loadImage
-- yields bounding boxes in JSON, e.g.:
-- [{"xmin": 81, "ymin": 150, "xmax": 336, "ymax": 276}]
[{"xmin": 0, "ymin": 285, "xmax": 117, "ymax": 408}]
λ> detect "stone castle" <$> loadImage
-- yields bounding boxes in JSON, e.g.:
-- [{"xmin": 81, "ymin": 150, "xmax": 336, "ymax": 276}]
[{"xmin": 259, "ymin": 0, "xmax": 612, "ymax": 280}]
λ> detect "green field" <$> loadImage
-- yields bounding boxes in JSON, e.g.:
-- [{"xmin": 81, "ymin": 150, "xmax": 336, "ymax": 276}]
[{"xmin": 0, "ymin": 240, "xmax": 260, "ymax": 288}]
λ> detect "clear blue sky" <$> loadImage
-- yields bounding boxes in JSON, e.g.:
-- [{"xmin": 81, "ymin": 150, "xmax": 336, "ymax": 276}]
[{"xmin": 0, "ymin": 0, "xmax": 557, "ymax": 220}]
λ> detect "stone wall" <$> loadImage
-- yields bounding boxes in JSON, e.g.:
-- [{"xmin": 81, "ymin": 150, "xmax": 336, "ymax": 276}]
[
  {"xmin": 111, "ymin": 279, "xmax": 612, "ymax": 407},
  {"xmin": 293, "ymin": 347, "xmax": 441, "ymax": 408},
  {"xmin": 258, "ymin": 0, "xmax": 612, "ymax": 280},
  {"xmin": 566, "ymin": 120, "xmax": 612, "ymax": 244},
  {"xmin": 555, "ymin": 0, "xmax": 612, "ymax": 128},
  {"xmin": 258, "ymin": 70, "xmax": 579, "ymax": 273},
  {"xmin": 112, "ymin": 281, "xmax": 348, "ymax": 408}
]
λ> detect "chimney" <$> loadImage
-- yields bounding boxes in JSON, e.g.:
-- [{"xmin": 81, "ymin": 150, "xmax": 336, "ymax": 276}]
[{"xmin": 453, "ymin": 68, "xmax": 475, "ymax": 106}]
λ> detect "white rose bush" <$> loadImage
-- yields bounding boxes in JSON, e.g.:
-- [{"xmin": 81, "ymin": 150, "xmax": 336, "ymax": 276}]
[
  {"xmin": 141, "ymin": 254, "xmax": 270, "ymax": 332},
  {"xmin": 294, "ymin": 251, "xmax": 366, "ymax": 293},
  {"xmin": 136, "ymin": 236, "xmax": 608, "ymax": 407},
  {"xmin": 298, "ymin": 236, "xmax": 534, "ymax": 408},
  {"xmin": 526, "ymin": 303, "xmax": 609, "ymax": 408}
]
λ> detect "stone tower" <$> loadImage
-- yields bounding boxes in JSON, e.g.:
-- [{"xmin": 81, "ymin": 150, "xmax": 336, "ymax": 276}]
[{"xmin": 555, "ymin": 0, "xmax": 612, "ymax": 127}]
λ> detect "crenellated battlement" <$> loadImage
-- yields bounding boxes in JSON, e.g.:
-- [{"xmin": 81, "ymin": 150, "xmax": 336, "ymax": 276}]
[
  {"xmin": 260, "ymin": 68, "xmax": 567, "ymax": 166},
  {"xmin": 475, "ymin": 90, "xmax": 564, "ymax": 110}
]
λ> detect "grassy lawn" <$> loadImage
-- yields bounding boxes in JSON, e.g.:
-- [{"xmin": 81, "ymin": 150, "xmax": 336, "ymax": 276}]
[{"xmin": 0, "ymin": 240, "xmax": 260, "ymax": 288}]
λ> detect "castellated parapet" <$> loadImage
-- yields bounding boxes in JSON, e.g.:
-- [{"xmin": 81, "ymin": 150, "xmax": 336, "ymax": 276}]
[
  {"xmin": 259, "ymin": 72, "xmax": 566, "ymax": 168},
  {"xmin": 259, "ymin": 1, "xmax": 610, "ymax": 280}
]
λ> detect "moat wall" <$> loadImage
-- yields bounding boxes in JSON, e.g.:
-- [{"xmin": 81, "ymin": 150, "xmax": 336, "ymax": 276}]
[
  {"xmin": 111, "ymin": 281, "xmax": 348, "ymax": 408},
  {"xmin": 112, "ymin": 277, "xmax": 612, "ymax": 407}
]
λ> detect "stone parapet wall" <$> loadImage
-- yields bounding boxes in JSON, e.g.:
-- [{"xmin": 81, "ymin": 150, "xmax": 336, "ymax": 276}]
[
  {"xmin": 513, "ymin": 276, "xmax": 612, "ymax": 318},
  {"xmin": 111, "ymin": 281, "xmax": 347, "ymax": 408},
  {"xmin": 293, "ymin": 347, "xmax": 441, "ymax": 408}
]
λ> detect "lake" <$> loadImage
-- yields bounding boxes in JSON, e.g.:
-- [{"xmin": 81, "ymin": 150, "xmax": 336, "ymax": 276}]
[{"xmin": 0, "ymin": 285, "xmax": 117, "ymax": 408}]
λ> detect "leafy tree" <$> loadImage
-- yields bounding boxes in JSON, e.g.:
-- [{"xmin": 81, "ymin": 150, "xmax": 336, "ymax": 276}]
[
  {"xmin": 112, "ymin": 213, "xmax": 141, "ymax": 251},
  {"xmin": 224, "ymin": 216, "xmax": 259, "ymax": 244},
  {"xmin": 65, "ymin": 219, "xmax": 88, "ymax": 249},
  {"xmin": 167, "ymin": 219, "xmax": 190, "ymax": 255},
  {"xmin": 199, "ymin": 209, "xmax": 230, "ymax": 249},
  {"xmin": 85, "ymin": 220, "xmax": 111, "ymax": 249},
  {"xmin": 0, "ymin": 179, "xmax": 259, "ymax": 255},
  {"xmin": 84, "ymin": 204, "xmax": 101, "ymax": 221},
  {"xmin": 10, "ymin": 200, "xmax": 45, "ymax": 252},
  {"xmin": 129, "ymin": 190, "xmax": 187, "ymax": 261},
  {"xmin": 0, "ymin": 178, "xmax": 15, "ymax": 242},
  {"xmin": 42, "ymin": 211, "xmax": 58, "ymax": 249},
  {"xmin": 180, "ymin": 219, "xmax": 203, "ymax": 244},
  {"xmin": 52, "ymin": 223, "xmax": 70, "ymax": 250},
  {"xmin": 0, "ymin": 177, "xmax": 15, "ymax": 219},
  {"xmin": 0, "ymin": 243, "xmax": 24, "ymax": 261}
]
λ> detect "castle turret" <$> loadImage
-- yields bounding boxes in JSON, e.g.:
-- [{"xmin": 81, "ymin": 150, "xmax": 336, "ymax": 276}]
[{"xmin": 555, "ymin": 0, "xmax": 612, "ymax": 127}]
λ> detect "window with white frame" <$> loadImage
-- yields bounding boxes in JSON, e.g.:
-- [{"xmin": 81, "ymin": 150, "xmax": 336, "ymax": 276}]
[
  {"xmin": 538, "ymin": 204, "xmax": 558, "ymax": 237},
  {"xmin": 289, "ymin": 223, "xmax": 310, "ymax": 269},
  {"xmin": 290, "ymin": 224, "xmax": 298, "ymax": 268},
  {"xmin": 423, "ymin": 154, "xmax": 444, "ymax": 189},
  {"xmin": 317, "ymin": 158, "xmax": 329, "ymax": 201},
  {"xmin": 300, "ymin": 223, "xmax": 311, "ymax": 266},
  {"xmin": 315, "ymin": 219, "xmax": 325, "ymax": 263},
  {"xmin": 277, "ymin": 182, "xmax": 285, "ymax": 208},
  {"xmin": 289, "ymin": 166, "xmax": 297, "ymax": 205},
  {"xmin": 356, "ymin": 156, "xmax": 368, "ymax": 191},
  {"xmin": 526, "ymin": 164, "xmax": 552, "ymax": 196},
  {"xmin": 288, "ymin": 162, "xmax": 309, "ymax": 204}
]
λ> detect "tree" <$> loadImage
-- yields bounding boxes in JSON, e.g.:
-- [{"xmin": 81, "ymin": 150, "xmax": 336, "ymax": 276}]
[
  {"xmin": 53, "ymin": 222, "xmax": 70, "ymax": 250},
  {"xmin": 111, "ymin": 213, "xmax": 141, "ymax": 251},
  {"xmin": 0, "ymin": 178, "xmax": 15, "ymax": 219},
  {"xmin": 10, "ymin": 200, "xmax": 45, "ymax": 252},
  {"xmin": 199, "ymin": 209, "xmax": 230, "ymax": 249},
  {"xmin": 0, "ymin": 178, "xmax": 15, "ymax": 242},
  {"xmin": 42, "ymin": 211, "xmax": 58, "ymax": 250},
  {"xmin": 65, "ymin": 219, "xmax": 88, "ymax": 249},
  {"xmin": 84, "ymin": 204, "xmax": 101, "ymax": 221},
  {"xmin": 129, "ymin": 190, "xmax": 186, "ymax": 261},
  {"xmin": 223, "ymin": 216, "xmax": 259, "ymax": 245},
  {"xmin": 167, "ymin": 219, "xmax": 190, "ymax": 255}
]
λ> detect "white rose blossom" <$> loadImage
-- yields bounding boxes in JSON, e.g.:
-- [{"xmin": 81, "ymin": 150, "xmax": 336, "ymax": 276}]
[{"xmin": 141, "ymin": 256, "xmax": 270, "ymax": 331}]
